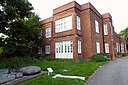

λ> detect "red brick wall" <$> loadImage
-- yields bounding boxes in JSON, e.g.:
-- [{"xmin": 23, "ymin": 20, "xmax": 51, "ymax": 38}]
[{"xmin": 41, "ymin": 1, "xmax": 127, "ymax": 60}]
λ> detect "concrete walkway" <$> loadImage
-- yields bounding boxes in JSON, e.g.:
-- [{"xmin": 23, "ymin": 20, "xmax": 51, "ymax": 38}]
[{"xmin": 88, "ymin": 57, "xmax": 128, "ymax": 85}]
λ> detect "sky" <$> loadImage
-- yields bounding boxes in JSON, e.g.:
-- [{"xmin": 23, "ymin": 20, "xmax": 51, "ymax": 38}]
[{"xmin": 28, "ymin": 0, "xmax": 128, "ymax": 33}]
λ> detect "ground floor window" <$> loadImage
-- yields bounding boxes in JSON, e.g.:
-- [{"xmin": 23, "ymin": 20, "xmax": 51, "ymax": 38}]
[
  {"xmin": 121, "ymin": 43, "xmax": 124, "ymax": 53},
  {"xmin": 45, "ymin": 45, "xmax": 50, "ymax": 54},
  {"xmin": 116, "ymin": 43, "xmax": 120, "ymax": 52},
  {"xmin": 38, "ymin": 46, "xmax": 42, "ymax": 54},
  {"xmin": 78, "ymin": 40, "xmax": 81, "ymax": 53},
  {"xmin": 105, "ymin": 43, "xmax": 109, "ymax": 53},
  {"xmin": 96, "ymin": 42, "xmax": 100, "ymax": 53},
  {"xmin": 55, "ymin": 41, "xmax": 73, "ymax": 59}
]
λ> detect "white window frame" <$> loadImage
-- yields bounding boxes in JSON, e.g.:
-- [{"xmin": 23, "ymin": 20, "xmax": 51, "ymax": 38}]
[
  {"xmin": 78, "ymin": 40, "xmax": 81, "ymax": 53},
  {"xmin": 121, "ymin": 43, "xmax": 124, "ymax": 53},
  {"xmin": 95, "ymin": 20, "xmax": 99, "ymax": 33},
  {"xmin": 55, "ymin": 16, "xmax": 72, "ymax": 33},
  {"xmin": 46, "ymin": 28, "xmax": 51, "ymax": 38},
  {"xmin": 104, "ymin": 24, "xmax": 108, "ymax": 35},
  {"xmin": 45, "ymin": 45, "xmax": 50, "ymax": 54},
  {"xmin": 96, "ymin": 42, "xmax": 100, "ymax": 53},
  {"xmin": 55, "ymin": 41, "xmax": 73, "ymax": 59},
  {"xmin": 77, "ymin": 16, "xmax": 81, "ymax": 30},
  {"xmin": 105, "ymin": 43, "xmax": 109, "ymax": 53},
  {"xmin": 116, "ymin": 43, "xmax": 120, "ymax": 52}
]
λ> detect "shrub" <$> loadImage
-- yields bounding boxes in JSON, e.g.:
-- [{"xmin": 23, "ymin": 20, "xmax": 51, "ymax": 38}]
[
  {"xmin": 90, "ymin": 53, "xmax": 109, "ymax": 62},
  {"xmin": 0, "ymin": 47, "xmax": 3, "ymax": 60}
]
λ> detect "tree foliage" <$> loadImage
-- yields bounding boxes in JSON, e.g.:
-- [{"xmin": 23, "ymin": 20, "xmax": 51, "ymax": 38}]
[
  {"xmin": 119, "ymin": 27, "xmax": 128, "ymax": 46},
  {"xmin": 0, "ymin": 0, "xmax": 42, "ymax": 57}
]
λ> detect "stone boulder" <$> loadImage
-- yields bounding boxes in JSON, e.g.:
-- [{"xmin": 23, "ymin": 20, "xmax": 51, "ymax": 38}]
[
  {"xmin": 19, "ymin": 66, "xmax": 41, "ymax": 75},
  {"xmin": 0, "ymin": 69, "xmax": 9, "ymax": 76},
  {"xmin": 0, "ymin": 74, "xmax": 15, "ymax": 84},
  {"xmin": 10, "ymin": 72, "xmax": 23, "ymax": 78}
]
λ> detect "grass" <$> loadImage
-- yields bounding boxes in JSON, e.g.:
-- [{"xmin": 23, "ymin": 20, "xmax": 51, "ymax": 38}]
[
  {"xmin": 0, "ymin": 47, "xmax": 3, "ymax": 59},
  {"xmin": 0, "ymin": 56, "xmax": 107, "ymax": 85},
  {"xmin": 0, "ymin": 47, "xmax": 3, "ymax": 53}
]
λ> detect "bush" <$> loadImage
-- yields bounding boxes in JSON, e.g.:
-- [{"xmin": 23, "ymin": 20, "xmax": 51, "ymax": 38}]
[
  {"xmin": 90, "ymin": 53, "xmax": 109, "ymax": 62},
  {"xmin": 0, "ymin": 47, "xmax": 3, "ymax": 60}
]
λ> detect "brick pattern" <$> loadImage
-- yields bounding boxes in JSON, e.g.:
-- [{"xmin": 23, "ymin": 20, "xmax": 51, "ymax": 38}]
[{"xmin": 41, "ymin": 1, "xmax": 127, "ymax": 60}]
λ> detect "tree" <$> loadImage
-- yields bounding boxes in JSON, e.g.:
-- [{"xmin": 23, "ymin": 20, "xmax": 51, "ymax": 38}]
[
  {"xmin": 0, "ymin": 0, "xmax": 42, "ymax": 57},
  {"xmin": 119, "ymin": 27, "xmax": 128, "ymax": 49}
]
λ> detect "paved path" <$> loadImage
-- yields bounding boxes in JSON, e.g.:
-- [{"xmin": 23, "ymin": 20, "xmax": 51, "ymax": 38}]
[{"xmin": 88, "ymin": 57, "xmax": 128, "ymax": 85}]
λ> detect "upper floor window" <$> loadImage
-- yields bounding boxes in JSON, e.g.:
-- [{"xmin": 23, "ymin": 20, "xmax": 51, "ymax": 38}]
[
  {"xmin": 104, "ymin": 24, "xmax": 108, "ymax": 35},
  {"xmin": 78, "ymin": 40, "xmax": 81, "ymax": 53},
  {"xmin": 105, "ymin": 43, "xmax": 109, "ymax": 53},
  {"xmin": 46, "ymin": 28, "xmax": 51, "ymax": 38},
  {"xmin": 109, "ymin": 22, "xmax": 113, "ymax": 35},
  {"xmin": 96, "ymin": 42, "xmax": 100, "ymax": 53},
  {"xmin": 95, "ymin": 20, "xmax": 99, "ymax": 33},
  {"xmin": 77, "ymin": 16, "xmax": 81, "ymax": 30},
  {"xmin": 55, "ymin": 16, "xmax": 72, "ymax": 33}
]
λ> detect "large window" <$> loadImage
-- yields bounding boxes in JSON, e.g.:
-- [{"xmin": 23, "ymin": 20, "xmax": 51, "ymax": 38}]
[
  {"xmin": 55, "ymin": 41, "xmax": 73, "ymax": 54},
  {"xmin": 77, "ymin": 16, "xmax": 81, "ymax": 30},
  {"xmin": 78, "ymin": 40, "xmax": 81, "ymax": 53},
  {"xmin": 104, "ymin": 24, "xmax": 108, "ymax": 35},
  {"xmin": 121, "ymin": 43, "xmax": 124, "ymax": 53},
  {"xmin": 55, "ymin": 16, "xmax": 72, "ymax": 33},
  {"xmin": 105, "ymin": 43, "xmax": 109, "ymax": 53},
  {"xmin": 46, "ymin": 28, "xmax": 51, "ymax": 38},
  {"xmin": 55, "ymin": 41, "xmax": 73, "ymax": 59},
  {"xmin": 45, "ymin": 45, "xmax": 50, "ymax": 54},
  {"xmin": 95, "ymin": 20, "xmax": 99, "ymax": 33},
  {"xmin": 96, "ymin": 42, "xmax": 100, "ymax": 53}
]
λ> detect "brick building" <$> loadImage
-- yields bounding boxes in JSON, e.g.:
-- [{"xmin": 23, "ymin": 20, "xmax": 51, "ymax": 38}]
[{"xmin": 40, "ymin": 1, "xmax": 127, "ymax": 60}]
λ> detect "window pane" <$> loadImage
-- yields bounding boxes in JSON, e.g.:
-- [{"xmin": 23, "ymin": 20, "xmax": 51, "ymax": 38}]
[
  {"xmin": 104, "ymin": 24, "xmax": 108, "ymax": 35},
  {"xmin": 96, "ymin": 42, "xmax": 100, "ymax": 53},
  {"xmin": 105, "ymin": 43, "xmax": 109, "ymax": 53},
  {"xmin": 46, "ymin": 28, "xmax": 51, "ymax": 38},
  {"xmin": 95, "ymin": 20, "xmax": 99, "ymax": 33},
  {"xmin": 78, "ymin": 40, "xmax": 81, "ymax": 53},
  {"xmin": 77, "ymin": 16, "xmax": 80, "ymax": 30},
  {"xmin": 45, "ymin": 45, "xmax": 50, "ymax": 54},
  {"xmin": 55, "ymin": 16, "xmax": 72, "ymax": 33}
]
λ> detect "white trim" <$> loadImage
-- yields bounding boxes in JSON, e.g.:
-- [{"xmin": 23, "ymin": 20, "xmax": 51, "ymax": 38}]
[
  {"xmin": 45, "ymin": 45, "xmax": 50, "ymax": 54},
  {"xmin": 95, "ymin": 20, "xmax": 99, "ymax": 33},
  {"xmin": 96, "ymin": 42, "xmax": 100, "ymax": 53},
  {"xmin": 55, "ymin": 41, "xmax": 73, "ymax": 59},
  {"xmin": 121, "ymin": 43, "xmax": 124, "ymax": 53},
  {"xmin": 77, "ymin": 16, "xmax": 81, "ymax": 30},
  {"xmin": 46, "ymin": 28, "xmax": 51, "ymax": 38},
  {"xmin": 55, "ymin": 16, "xmax": 72, "ymax": 33},
  {"xmin": 104, "ymin": 24, "xmax": 108, "ymax": 35},
  {"xmin": 105, "ymin": 43, "xmax": 109, "ymax": 53},
  {"xmin": 78, "ymin": 40, "xmax": 81, "ymax": 53}
]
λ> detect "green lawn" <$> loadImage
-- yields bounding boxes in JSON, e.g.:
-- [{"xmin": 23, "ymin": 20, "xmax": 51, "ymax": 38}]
[
  {"xmin": 0, "ymin": 47, "xmax": 3, "ymax": 59},
  {"xmin": 0, "ymin": 56, "xmax": 106, "ymax": 85},
  {"xmin": 6, "ymin": 56, "xmax": 106, "ymax": 85}
]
